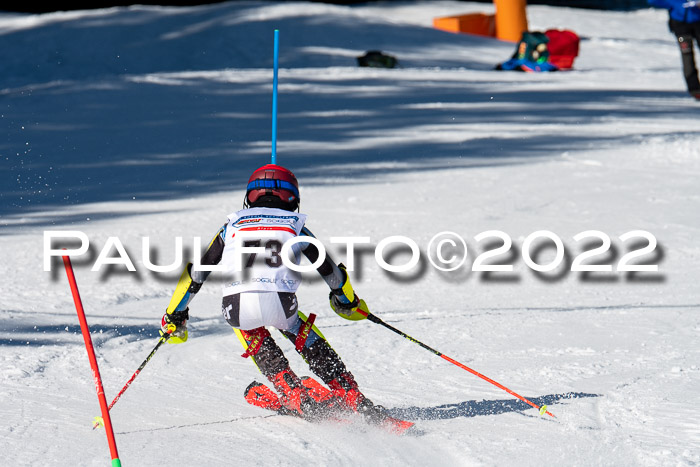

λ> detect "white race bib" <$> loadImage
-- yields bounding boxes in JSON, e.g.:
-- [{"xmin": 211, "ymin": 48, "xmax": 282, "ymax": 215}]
[{"xmin": 221, "ymin": 207, "xmax": 308, "ymax": 295}]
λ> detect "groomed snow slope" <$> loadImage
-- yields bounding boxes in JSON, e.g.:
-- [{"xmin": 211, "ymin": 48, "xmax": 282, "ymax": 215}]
[{"xmin": 1, "ymin": 1, "xmax": 699, "ymax": 465}]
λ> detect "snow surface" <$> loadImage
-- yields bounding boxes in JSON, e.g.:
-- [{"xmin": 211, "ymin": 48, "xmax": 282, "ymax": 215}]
[{"xmin": 2, "ymin": 1, "xmax": 699, "ymax": 465}]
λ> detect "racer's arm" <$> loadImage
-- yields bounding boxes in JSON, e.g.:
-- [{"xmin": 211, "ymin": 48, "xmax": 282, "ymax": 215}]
[
  {"xmin": 299, "ymin": 226, "xmax": 344, "ymax": 289},
  {"xmin": 161, "ymin": 225, "xmax": 226, "ymax": 342},
  {"xmin": 299, "ymin": 226, "xmax": 368, "ymax": 321}
]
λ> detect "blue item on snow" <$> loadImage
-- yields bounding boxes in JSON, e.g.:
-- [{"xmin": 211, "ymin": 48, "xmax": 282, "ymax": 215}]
[
  {"xmin": 497, "ymin": 58, "xmax": 559, "ymax": 72},
  {"xmin": 648, "ymin": 0, "xmax": 700, "ymax": 23}
]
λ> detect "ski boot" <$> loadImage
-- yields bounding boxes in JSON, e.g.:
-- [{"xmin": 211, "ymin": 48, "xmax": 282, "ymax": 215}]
[
  {"xmin": 327, "ymin": 372, "xmax": 413, "ymax": 432},
  {"xmin": 327, "ymin": 371, "xmax": 369, "ymax": 412},
  {"xmin": 269, "ymin": 369, "xmax": 331, "ymax": 420}
]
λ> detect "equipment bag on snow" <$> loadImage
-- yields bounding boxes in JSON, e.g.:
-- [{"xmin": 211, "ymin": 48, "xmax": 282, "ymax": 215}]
[
  {"xmin": 496, "ymin": 31, "xmax": 558, "ymax": 72},
  {"xmin": 496, "ymin": 29, "xmax": 579, "ymax": 72},
  {"xmin": 357, "ymin": 50, "xmax": 398, "ymax": 68},
  {"xmin": 543, "ymin": 29, "xmax": 580, "ymax": 70}
]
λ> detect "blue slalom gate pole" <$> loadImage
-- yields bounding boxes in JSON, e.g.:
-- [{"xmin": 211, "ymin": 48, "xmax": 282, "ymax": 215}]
[{"xmin": 271, "ymin": 29, "xmax": 279, "ymax": 164}]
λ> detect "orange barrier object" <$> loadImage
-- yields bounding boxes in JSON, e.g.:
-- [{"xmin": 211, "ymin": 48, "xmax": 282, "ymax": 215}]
[
  {"xmin": 433, "ymin": 13, "xmax": 496, "ymax": 37},
  {"xmin": 494, "ymin": 0, "xmax": 529, "ymax": 42}
]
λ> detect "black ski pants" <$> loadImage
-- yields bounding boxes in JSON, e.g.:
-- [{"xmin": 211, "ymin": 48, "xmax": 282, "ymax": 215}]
[{"xmin": 669, "ymin": 18, "xmax": 700, "ymax": 94}]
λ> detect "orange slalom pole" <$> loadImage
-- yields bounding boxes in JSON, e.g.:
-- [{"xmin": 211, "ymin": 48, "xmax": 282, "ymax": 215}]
[
  {"xmin": 62, "ymin": 255, "xmax": 122, "ymax": 466},
  {"xmin": 360, "ymin": 310, "xmax": 555, "ymax": 418},
  {"xmin": 494, "ymin": 0, "xmax": 528, "ymax": 42}
]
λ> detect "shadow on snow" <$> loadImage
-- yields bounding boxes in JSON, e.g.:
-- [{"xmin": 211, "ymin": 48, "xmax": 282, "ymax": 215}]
[
  {"xmin": 1, "ymin": 3, "xmax": 695, "ymax": 230},
  {"xmin": 387, "ymin": 392, "xmax": 600, "ymax": 420}
]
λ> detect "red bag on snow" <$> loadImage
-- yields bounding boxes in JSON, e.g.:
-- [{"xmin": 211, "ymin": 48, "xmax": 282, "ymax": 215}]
[{"xmin": 544, "ymin": 29, "xmax": 580, "ymax": 70}]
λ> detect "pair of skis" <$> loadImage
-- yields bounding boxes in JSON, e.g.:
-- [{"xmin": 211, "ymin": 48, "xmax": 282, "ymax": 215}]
[{"xmin": 244, "ymin": 376, "xmax": 416, "ymax": 436}]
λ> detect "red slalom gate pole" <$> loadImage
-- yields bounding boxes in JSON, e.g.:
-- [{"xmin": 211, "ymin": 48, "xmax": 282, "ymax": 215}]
[
  {"xmin": 360, "ymin": 310, "xmax": 555, "ymax": 418},
  {"xmin": 62, "ymin": 255, "xmax": 122, "ymax": 467}
]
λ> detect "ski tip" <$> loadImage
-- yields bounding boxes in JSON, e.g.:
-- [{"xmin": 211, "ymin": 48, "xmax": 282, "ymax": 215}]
[
  {"xmin": 377, "ymin": 416, "xmax": 417, "ymax": 436},
  {"xmin": 244, "ymin": 380, "xmax": 265, "ymax": 396},
  {"xmin": 244, "ymin": 380, "xmax": 283, "ymax": 412}
]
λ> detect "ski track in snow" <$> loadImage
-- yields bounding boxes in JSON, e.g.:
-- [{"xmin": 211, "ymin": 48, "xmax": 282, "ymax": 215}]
[{"xmin": 2, "ymin": 1, "xmax": 700, "ymax": 465}]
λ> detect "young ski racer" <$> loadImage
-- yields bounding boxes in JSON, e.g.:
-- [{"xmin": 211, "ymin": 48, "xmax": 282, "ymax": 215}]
[
  {"xmin": 159, "ymin": 164, "xmax": 413, "ymax": 432},
  {"xmin": 648, "ymin": 0, "xmax": 700, "ymax": 98}
]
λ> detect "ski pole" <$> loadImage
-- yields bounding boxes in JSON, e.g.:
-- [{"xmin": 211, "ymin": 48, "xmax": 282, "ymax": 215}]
[
  {"xmin": 359, "ymin": 310, "xmax": 555, "ymax": 418},
  {"xmin": 93, "ymin": 330, "xmax": 172, "ymax": 429}
]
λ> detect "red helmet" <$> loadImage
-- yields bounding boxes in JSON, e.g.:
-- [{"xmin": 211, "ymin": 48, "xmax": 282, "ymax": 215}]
[{"xmin": 245, "ymin": 164, "xmax": 300, "ymax": 210}]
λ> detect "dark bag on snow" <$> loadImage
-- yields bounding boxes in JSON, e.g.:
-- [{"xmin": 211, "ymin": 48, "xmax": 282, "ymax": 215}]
[
  {"xmin": 357, "ymin": 50, "xmax": 398, "ymax": 68},
  {"xmin": 496, "ymin": 31, "xmax": 558, "ymax": 72},
  {"xmin": 496, "ymin": 29, "xmax": 579, "ymax": 72},
  {"xmin": 515, "ymin": 31, "xmax": 551, "ymax": 63}
]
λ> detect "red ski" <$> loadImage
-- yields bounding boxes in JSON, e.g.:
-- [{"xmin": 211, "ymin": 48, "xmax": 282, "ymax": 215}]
[{"xmin": 244, "ymin": 377, "xmax": 416, "ymax": 436}]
